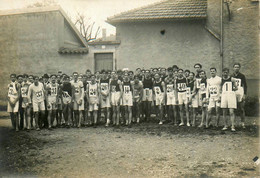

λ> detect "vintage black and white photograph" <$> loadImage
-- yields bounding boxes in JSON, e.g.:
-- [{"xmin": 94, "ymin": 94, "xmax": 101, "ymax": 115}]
[{"xmin": 0, "ymin": 0, "xmax": 259, "ymax": 177}]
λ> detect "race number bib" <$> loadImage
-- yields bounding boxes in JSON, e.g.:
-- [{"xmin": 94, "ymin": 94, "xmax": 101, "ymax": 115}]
[
  {"xmin": 111, "ymin": 86, "xmax": 116, "ymax": 92},
  {"xmin": 36, "ymin": 91, "xmax": 43, "ymax": 99},
  {"xmin": 196, "ymin": 78, "xmax": 202, "ymax": 88},
  {"xmin": 8, "ymin": 87, "xmax": 15, "ymax": 97},
  {"xmin": 124, "ymin": 85, "xmax": 130, "ymax": 94},
  {"xmin": 145, "ymin": 88, "xmax": 150, "ymax": 96},
  {"xmin": 51, "ymin": 87, "xmax": 57, "ymax": 96},
  {"xmin": 200, "ymin": 83, "xmax": 206, "ymax": 94},
  {"xmin": 62, "ymin": 91, "xmax": 71, "ymax": 98},
  {"xmin": 209, "ymin": 85, "xmax": 218, "ymax": 97},
  {"xmin": 154, "ymin": 86, "xmax": 161, "ymax": 95},
  {"xmin": 101, "ymin": 83, "xmax": 108, "ymax": 92},
  {"xmin": 234, "ymin": 78, "xmax": 241, "ymax": 88},
  {"xmin": 177, "ymin": 83, "xmax": 186, "ymax": 92},
  {"xmin": 89, "ymin": 88, "xmax": 97, "ymax": 96},
  {"xmin": 166, "ymin": 84, "xmax": 174, "ymax": 93},
  {"xmin": 75, "ymin": 87, "xmax": 80, "ymax": 95},
  {"xmin": 21, "ymin": 87, "xmax": 28, "ymax": 97},
  {"xmin": 223, "ymin": 82, "xmax": 232, "ymax": 93}
]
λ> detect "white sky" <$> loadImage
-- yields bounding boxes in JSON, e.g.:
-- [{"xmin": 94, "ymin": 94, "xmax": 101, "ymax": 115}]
[{"xmin": 0, "ymin": 0, "xmax": 161, "ymax": 37}]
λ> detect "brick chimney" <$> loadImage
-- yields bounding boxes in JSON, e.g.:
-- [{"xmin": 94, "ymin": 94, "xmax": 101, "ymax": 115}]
[{"xmin": 102, "ymin": 28, "xmax": 106, "ymax": 41}]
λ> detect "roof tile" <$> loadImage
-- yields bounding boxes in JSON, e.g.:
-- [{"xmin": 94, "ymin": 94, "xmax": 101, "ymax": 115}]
[{"xmin": 107, "ymin": 0, "xmax": 207, "ymax": 24}]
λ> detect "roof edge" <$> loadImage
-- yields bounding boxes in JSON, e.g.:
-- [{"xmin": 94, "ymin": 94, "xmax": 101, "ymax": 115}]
[{"xmin": 0, "ymin": 6, "xmax": 88, "ymax": 48}]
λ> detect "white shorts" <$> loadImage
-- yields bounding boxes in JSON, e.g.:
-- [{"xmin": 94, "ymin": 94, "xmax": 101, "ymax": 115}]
[
  {"xmin": 89, "ymin": 103, "xmax": 98, "ymax": 111},
  {"xmin": 73, "ymin": 99, "xmax": 84, "ymax": 111},
  {"xmin": 47, "ymin": 97, "xmax": 57, "ymax": 111},
  {"xmin": 235, "ymin": 87, "xmax": 244, "ymax": 103},
  {"xmin": 166, "ymin": 93, "xmax": 177, "ymax": 105},
  {"xmin": 122, "ymin": 93, "xmax": 133, "ymax": 106},
  {"xmin": 32, "ymin": 100, "xmax": 45, "ymax": 112},
  {"xmin": 111, "ymin": 92, "xmax": 121, "ymax": 106},
  {"xmin": 7, "ymin": 101, "xmax": 19, "ymax": 113},
  {"xmin": 100, "ymin": 95, "xmax": 111, "ymax": 108},
  {"xmin": 221, "ymin": 92, "xmax": 237, "ymax": 109},
  {"xmin": 142, "ymin": 89, "xmax": 153, "ymax": 102},
  {"xmin": 178, "ymin": 92, "xmax": 187, "ymax": 105},
  {"xmin": 190, "ymin": 94, "xmax": 199, "ymax": 108},
  {"xmin": 155, "ymin": 93, "xmax": 164, "ymax": 106},
  {"xmin": 208, "ymin": 97, "xmax": 221, "ymax": 109}
]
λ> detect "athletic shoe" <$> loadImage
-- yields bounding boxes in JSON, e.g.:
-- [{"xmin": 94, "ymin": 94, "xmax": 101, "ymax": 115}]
[
  {"xmin": 187, "ymin": 123, "xmax": 191, "ymax": 127},
  {"xmin": 36, "ymin": 128, "xmax": 40, "ymax": 131},
  {"xmin": 105, "ymin": 123, "xmax": 109, "ymax": 127},
  {"xmin": 231, "ymin": 127, "xmax": 236, "ymax": 132},
  {"xmin": 241, "ymin": 122, "xmax": 246, "ymax": 129},
  {"xmin": 198, "ymin": 124, "xmax": 203, "ymax": 128},
  {"xmin": 159, "ymin": 121, "xmax": 163, "ymax": 125},
  {"xmin": 222, "ymin": 127, "xmax": 228, "ymax": 131},
  {"xmin": 179, "ymin": 122, "xmax": 184, "ymax": 126}
]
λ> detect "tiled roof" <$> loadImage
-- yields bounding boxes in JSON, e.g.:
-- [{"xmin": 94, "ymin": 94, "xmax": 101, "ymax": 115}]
[
  {"xmin": 58, "ymin": 47, "xmax": 88, "ymax": 54},
  {"xmin": 107, "ymin": 0, "xmax": 207, "ymax": 24}
]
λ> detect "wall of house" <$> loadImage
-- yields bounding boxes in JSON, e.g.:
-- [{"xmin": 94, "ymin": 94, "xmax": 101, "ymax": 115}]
[
  {"xmin": 0, "ymin": 11, "xmax": 89, "ymax": 103},
  {"xmin": 116, "ymin": 20, "xmax": 220, "ymax": 75}
]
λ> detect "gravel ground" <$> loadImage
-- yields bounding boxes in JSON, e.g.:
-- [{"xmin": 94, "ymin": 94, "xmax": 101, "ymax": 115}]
[{"xmin": 0, "ymin": 115, "xmax": 259, "ymax": 177}]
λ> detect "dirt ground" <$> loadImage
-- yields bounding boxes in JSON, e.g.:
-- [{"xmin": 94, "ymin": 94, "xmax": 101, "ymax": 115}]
[{"xmin": 0, "ymin": 113, "xmax": 259, "ymax": 178}]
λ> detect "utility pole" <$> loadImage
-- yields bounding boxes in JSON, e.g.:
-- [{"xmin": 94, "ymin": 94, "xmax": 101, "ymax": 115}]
[{"xmin": 220, "ymin": 0, "xmax": 224, "ymax": 72}]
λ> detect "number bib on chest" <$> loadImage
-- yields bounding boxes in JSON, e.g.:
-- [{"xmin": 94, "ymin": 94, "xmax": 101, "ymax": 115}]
[
  {"xmin": 222, "ymin": 82, "xmax": 233, "ymax": 93},
  {"xmin": 50, "ymin": 86, "xmax": 57, "ymax": 97},
  {"xmin": 101, "ymin": 83, "xmax": 108, "ymax": 93},
  {"xmin": 154, "ymin": 86, "xmax": 162, "ymax": 96},
  {"xmin": 196, "ymin": 78, "xmax": 202, "ymax": 88},
  {"xmin": 74, "ymin": 87, "xmax": 80, "ymax": 95},
  {"xmin": 36, "ymin": 90, "xmax": 43, "ymax": 100},
  {"xmin": 200, "ymin": 83, "xmax": 206, "ymax": 94},
  {"xmin": 89, "ymin": 85, "xmax": 97, "ymax": 97},
  {"xmin": 21, "ymin": 86, "xmax": 28, "ymax": 98},
  {"xmin": 8, "ymin": 86, "xmax": 17, "ymax": 98},
  {"xmin": 209, "ymin": 85, "xmax": 218, "ymax": 97},
  {"xmin": 123, "ymin": 85, "xmax": 131, "ymax": 95},
  {"xmin": 234, "ymin": 78, "xmax": 241, "ymax": 88},
  {"xmin": 177, "ymin": 83, "xmax": 186, "ymax": 92}
]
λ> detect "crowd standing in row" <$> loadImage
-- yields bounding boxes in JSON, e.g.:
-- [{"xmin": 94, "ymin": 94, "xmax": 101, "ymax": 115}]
[{"xmin": 7, "ymin": 63, "xmax": 247, "ymax": 132}]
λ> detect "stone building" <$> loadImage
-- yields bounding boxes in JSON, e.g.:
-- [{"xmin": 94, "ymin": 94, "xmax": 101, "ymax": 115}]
[
  {"xmin": 0, "ymin": 6, "xmax": 89, "ymax": 102},
  {"xmin": 107, "ymin": 0, "xmax": 259, "ymax": 96}
]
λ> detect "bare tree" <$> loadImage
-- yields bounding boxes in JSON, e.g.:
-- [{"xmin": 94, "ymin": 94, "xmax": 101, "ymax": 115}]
[
  {"xmin": 27, "ymin": 0, "xmax": 58, "ymax": 8},
  {"xmin": 74, "ymin": 12, "xmax": 101, "ymax": 42}
]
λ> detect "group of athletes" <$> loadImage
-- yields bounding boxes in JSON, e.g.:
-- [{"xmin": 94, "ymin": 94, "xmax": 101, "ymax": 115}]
[{"xmin": 7, "ymin": 62, "xmax": 247, "ymax": 132}]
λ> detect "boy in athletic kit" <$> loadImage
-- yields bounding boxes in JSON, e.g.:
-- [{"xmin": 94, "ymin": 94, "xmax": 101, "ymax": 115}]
[
  {"xmin": 132, "ymin": 75, "xmax": 143, "ymax": 124},
  {"xmin": 17, "ymin": 75, "xmax": 24, "ymax": 130},
  {"xmin": 231, "ymin": 62, "xmax": 247, "ymax": 128},
  {"xmin": 206, "ymin": 68, "xmax": 222, "ymax": 128},
  {"xmin": 100, "ymin": 71, "xmax": 111, "ymax": 127},
  {"xmin": 61, "ymin": 75, "xmax": 73, "ymax": 127},
  {"xmin": 176, "ymin": 69, "xmax": 189, "ymax": 126},
  {"xmin": 7, "ymin": 74, "xmax": 20, "ymax": 131},
  {"xmin": 28, "ymin": 76, "xmax": 45, "ymax": 131},
  {"xmin": 56, "ymin": 74, "xmax": 63, "ymax": 127},
  {"xmin": 197, "ymin": 70, "xmax": 208, "ymax": 128},
  {"xmin": 86, "ymin": 74, "xmax": 100, "ymax": 127},
  {"xmin": 187, "ymin": 72, "xmax": 197, "ymax": 126},
  {"xmin": 121, "ymin": 73, "xmax": 133, "ymax": 127},
  {"xmin": 153, "ymin": 73, "xmax": 166, "ymax": 125},
  {"xmin": 142, "ymin": 70, "xmax": 154, "ymax": 122},
  {"xmin": 71, "ymin": 72, "xmax": 84, "ymax": 128},
  {"xmin": 21, "ymin": 74, "xmax": 31, "ymax": 130},
  {"xmin": 165, "ymin": 67, "xmax": 178, "ymax": 125},
  {"xmin": 110, "ymin": 71, "xmax": 122, "ymax": 126},
  {"xmin": 46, "ymin": 75, "xmax": 59, "ymax": 129},
  {"xmin": 220, "ymin": 68, "xmax": 238, "ymax": 132}
]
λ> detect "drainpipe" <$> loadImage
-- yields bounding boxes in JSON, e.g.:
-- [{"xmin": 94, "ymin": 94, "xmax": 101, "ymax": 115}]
[{"xmin": 220, "ymin": 0, "xmax": 224, "ymax": 72}]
